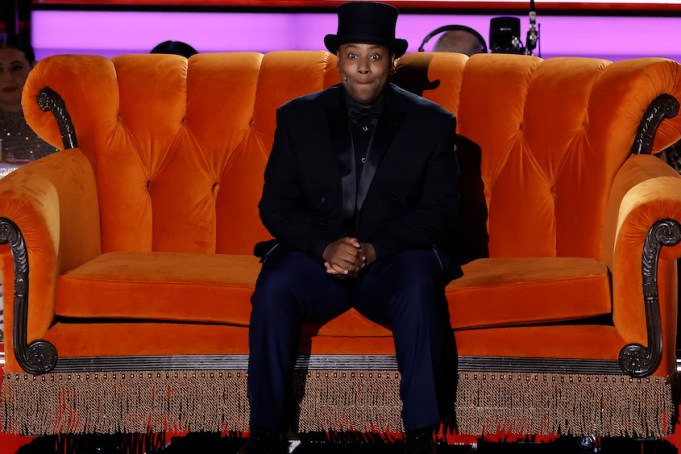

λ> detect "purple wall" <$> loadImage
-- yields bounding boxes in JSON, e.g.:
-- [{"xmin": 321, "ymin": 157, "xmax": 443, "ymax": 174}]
[{"xmin": 32, "ymin": 10, "xmax": 681, "ymax": 62}]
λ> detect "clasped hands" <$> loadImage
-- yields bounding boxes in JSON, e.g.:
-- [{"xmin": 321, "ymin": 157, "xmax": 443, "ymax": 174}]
[{"xmin": 323, "ymin": 237, "xmax": 376, "ymax": 279}]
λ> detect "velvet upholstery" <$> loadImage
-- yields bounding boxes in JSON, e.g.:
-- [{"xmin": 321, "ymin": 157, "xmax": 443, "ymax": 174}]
[
  {"xmin": 54, "ymin": 254, "xmax": 611, "ymax": 333},
  {"xmin": 39, "ymin": 323, "xmax": 625, "ymax": 360},
  {"xmin": 1, "ymin": 52, "xmax": 681, "ymax": 436},
  {"xmin": 3, "ymin": 50, "xmax": 681, "ymax": 372},
  {"xmin": 446, "ymin": 257, "xmax": 611, "ymax": 329},
  {"xmin": 56, "ymin": 252, "xmax": 260, "ymax": 324}
]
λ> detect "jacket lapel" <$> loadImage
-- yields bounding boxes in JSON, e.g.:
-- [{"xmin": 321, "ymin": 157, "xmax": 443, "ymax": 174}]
[{"xmin": 327, "ymin": 99, "xmax": 356, "ymax": 229}]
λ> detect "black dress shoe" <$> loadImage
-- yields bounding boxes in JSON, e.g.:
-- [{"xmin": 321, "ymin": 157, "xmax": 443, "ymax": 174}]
[
  {"xmin": 404, "ymin": 428, "xmax": 436, "ymax": 454},
  {"xmin": 237, "ymin": 428, "xmax": 288, "ymax": 454}
]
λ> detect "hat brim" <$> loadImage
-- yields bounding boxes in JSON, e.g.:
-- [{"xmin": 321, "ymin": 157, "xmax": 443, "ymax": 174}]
[{"xmin": 324, "ymin": 34, "xmax": 408, "ymax": 58}]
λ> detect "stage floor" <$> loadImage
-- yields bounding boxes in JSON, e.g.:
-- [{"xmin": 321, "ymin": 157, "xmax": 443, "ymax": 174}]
[{"xmin": 4, "ymin": 432, "xmax": 680, "ymax": 454}]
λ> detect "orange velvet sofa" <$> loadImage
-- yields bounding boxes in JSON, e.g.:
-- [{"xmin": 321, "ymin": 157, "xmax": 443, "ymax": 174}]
[{"xmin": 2, "ymin": 51, "xmax": 681, "ymax": 440}]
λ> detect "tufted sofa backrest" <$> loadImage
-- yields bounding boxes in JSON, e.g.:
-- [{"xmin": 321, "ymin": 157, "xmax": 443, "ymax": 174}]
[
  {"xmin": 23, "ymin": 51, "xmax": 681, "ymax": 260},
  {"xmin": 457, "ymin": 55, "xmax": 681, "ymax": 260},
  {"xmin": 25, "ymin": 52, "xmax": 340, "ymax": 255},
  {"xmin": 397, "ymin": 52, "xmax": 681, "ymax": 261}
]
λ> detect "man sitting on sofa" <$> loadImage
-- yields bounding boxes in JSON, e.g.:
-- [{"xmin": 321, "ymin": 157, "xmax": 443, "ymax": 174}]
[{"xmin": 241, "ymin": 2, "xmax": 461, "ymax": 453}]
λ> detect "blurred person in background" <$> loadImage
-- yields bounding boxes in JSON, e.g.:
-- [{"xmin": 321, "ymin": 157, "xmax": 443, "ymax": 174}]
[
  {"xmin": 0, "ymin": 34, "xmax": 59, "ymax": 343},
  {"xmin": 150, "ymin": 40, "xmax": 199, "ymax": 58},
  {"xmin": 433, "ymin": 27, "xmax": 487, "ymax": 56},
  {"xmin": 0, "ymin": 34, "xmax": 58, "ymax": 163}
]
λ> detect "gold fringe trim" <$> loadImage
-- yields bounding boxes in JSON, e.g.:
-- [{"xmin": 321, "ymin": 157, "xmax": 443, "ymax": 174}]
[
  {"xmin": 0, "ymin": 371, "xmax": 250, "ymax": 435},
  {"xmin": 1, "ymin": 370, "xmax": 674, "ymax": 437},
  {"xmin": 294, "ymin": 370, "xmax": 402, "ymax": 433},
  {"xmin": 455, "ymin": 372, "xmax": 675, "ymax": 438}
]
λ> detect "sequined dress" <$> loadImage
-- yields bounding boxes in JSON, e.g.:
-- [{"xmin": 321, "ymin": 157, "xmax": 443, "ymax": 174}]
[{"xmin": 0, "ymin": 109, "xmax": 58, "ymax": 162}]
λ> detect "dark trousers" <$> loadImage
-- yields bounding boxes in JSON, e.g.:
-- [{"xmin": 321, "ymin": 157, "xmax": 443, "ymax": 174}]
[{"xmin": 247, "ymin": 246, "xmax": 454, "ymax": 432}]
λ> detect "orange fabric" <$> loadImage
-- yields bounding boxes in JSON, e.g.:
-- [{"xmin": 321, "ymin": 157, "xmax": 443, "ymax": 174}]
[
  {"xmin": 23, "ymin": 53, "xmax": 273, "ymax": 255},
  {"xmin": 604, "ymin": 154, "xmax": 681, "ymax": 375},
  {"xmin": 310, "ymin": 257, "xmax": 613, "ymax": 336},
  {"xmin": 306, "ymin": 309, "xmax": 393, "ymax": 337},
  {"xmin": 0, "ymin": 150, "xmax": 100, "ymax": 371},
  {"xmin": 1, "ymin": 245, "xmax": 17, "ymax": 370},
  {"xmin": 254, "ymin": 51, "xmax": 338, "ymax": 153},
  {"xmin": 395, "ymin": 52, "xmax": 467, "ymax": 115},
  {"xmin": 44, "ymin": 323, "xmax": 251, "ymax": 357},
  {"xmin": 454, "ymin": 325, "xmax": 626, "ymax": 360},
  {"xmin": 40, "ymin": 322, "xmax": 400, "ymax": 357},
  {"xmin": 457, "ymin": 56, "xmax": 681, "ymax": 260},
  {"xmin": 56, "ymin": 252, "xmax": 260, "ymax": 324},
  {"xmin": 55, "ymin": 254, "xmax": 610, "ymax": 336},
  {"xmin": 42, "ymin": 322, "xmax": 625, "ymax": 363},
  {"xmin": 2, "ymin": 52, "xmax": 680, "ymax": 380},
  {"xmin": 447, "ymin": 257, "xmax": 611, "ymax": 329}
]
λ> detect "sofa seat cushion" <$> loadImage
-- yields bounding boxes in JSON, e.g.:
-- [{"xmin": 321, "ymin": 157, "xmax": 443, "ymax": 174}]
[
  {"xmin": 56, "ymin": 252, "xmax": 261, "ymax": 325},
  {"xmin": 55, "ymin": 253, "xmax": 611, "ymax": 338},
  {"xmin": 447, "ymin": 257, "xmax": 612, "ymax": 329},
  {"xmin": 315, "ymin": 257, "xmax": 611, "ymax": 337},
  {"xmin": 55, "ymin": 252, "xmax": 394, "ymax": 337}
]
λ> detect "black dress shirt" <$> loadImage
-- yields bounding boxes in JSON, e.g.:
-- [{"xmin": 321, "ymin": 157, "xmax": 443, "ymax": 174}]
[{"xmin": 345, "ymin": 92, "xmax": 385, "ymax": 188}]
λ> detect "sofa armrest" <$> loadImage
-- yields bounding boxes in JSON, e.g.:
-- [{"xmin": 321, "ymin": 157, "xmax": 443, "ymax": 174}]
[
  {"xmin": 0, "ymin": 149, "xmax": 101, "ymax": 373},
  {"xmin": 604, "ymin": 154, "xmax": 681, "ymax": 376}
]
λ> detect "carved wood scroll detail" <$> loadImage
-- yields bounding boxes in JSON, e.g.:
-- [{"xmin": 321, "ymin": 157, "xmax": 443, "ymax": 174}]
[
  {"xmin": 36, "ymin": 87, "xmax": 78, "ymax": 150},
  {"xmin": 631, "ymin": 94, "xmax": 679, "ymax": 155},
  {"xmin": 619, "ymin": 219, "xmax": 681, "ymax": 377},
  {"xmin": 0, "ymin": 218, "xmax": 57, "ymax": 374}
]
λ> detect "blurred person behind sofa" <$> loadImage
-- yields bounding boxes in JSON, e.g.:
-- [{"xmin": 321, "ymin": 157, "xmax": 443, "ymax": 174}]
[
  {"xmin": 433, "ymin": 26, "xmax": 487, "ymax": 56},
  {"xmin": 0, "ymin": 34, "xmax": 58, "ymax": 163},
  {"xmin": 150, "ymin": 40, "xmax": 198, "ymax": 58},
  {"xmin": 0, "ymin": 34, "xmax": 59, "ymax": 343}
]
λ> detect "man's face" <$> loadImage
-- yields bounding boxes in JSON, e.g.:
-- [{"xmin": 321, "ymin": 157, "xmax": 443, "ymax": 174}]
[{"xmin": 337, "ymin": 43, "xmax": 392, "ymax": 106}]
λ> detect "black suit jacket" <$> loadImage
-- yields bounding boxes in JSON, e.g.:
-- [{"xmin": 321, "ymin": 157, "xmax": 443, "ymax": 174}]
[{"xmin": 258, "ymin": 83, "xmax": 460, "ymax": 263}]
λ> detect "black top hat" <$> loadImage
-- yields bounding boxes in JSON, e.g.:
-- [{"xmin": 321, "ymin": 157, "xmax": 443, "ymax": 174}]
[{"xmin": 324, "ymin": 2, "xmax": 409, "ymax": 58}]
